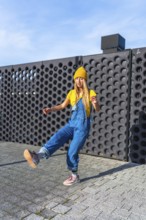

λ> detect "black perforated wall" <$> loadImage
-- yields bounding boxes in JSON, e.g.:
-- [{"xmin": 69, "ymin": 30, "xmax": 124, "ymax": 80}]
[
  {"xmin": 80, "ymin": 51, "xmax": 130, "ymax": 160},
  {"xmin": 129, "ymin": 48, "xmax": 146, "ymax": 164},
  {"xmin": 1, "ymin": 48, "xmax": 146, "ymax": 163},
  {"xmin": 2, "ymin": 57, "xmax": 83, "ymax": 147},
  {"xmin": 0, "ymin": 67, "xmax": 12, "ymax": 141}
]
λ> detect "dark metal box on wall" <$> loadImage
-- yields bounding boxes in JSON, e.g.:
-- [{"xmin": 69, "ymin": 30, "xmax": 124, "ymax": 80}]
[{"xmin": 101, "ymin": 34, "xmax": 126, "ymax": 53}]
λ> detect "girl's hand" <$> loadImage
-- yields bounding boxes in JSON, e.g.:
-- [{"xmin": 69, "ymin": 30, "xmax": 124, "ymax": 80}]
[
  {"xmin": 91, "ymin": 96, "xmax": 97, "ymax": 104},
  {"xmin": 91, "ymin": 96, "xmax": 100, "ymax": 112},
  {"xmin": 43, "ymin": 108, "xmax": 52, "ymax": 115}
]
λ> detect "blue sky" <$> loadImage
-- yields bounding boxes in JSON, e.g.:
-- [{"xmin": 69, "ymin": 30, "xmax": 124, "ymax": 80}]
[{"xmin": 0, "ymin": 0, "xmax": 146, "ymax": 67}]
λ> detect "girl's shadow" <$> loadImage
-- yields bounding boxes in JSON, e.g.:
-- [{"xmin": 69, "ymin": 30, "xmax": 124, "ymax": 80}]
[{"xmin": 80, "ymin": 162, "xmax": 139, "ymax": 182}]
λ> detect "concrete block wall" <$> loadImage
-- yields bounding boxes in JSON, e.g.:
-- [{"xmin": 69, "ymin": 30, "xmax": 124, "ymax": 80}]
[{"xmin": 1, "ymin": 48, "xmax": 146, "ymax": 163}]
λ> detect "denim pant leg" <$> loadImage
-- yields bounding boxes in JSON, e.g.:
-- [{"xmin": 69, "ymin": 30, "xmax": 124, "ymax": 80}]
[
  {"xmin": 67, "ymin": 129, "xmax": 88, "ymax": 171},
  {"xmin": 40, "ymin": 124, "xmax": 73, "ymax": 158}
]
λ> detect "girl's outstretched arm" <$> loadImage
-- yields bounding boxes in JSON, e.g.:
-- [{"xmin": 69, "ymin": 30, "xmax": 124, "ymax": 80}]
[{"xmin": 43, "ymin": 98, "xmax": 70, "ymax": 115}]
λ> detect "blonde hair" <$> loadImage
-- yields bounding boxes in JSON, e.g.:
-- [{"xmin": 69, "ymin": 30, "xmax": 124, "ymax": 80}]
[{"xmin": 74, "ymin": 79, "xmax": 90, "ymax": 116}]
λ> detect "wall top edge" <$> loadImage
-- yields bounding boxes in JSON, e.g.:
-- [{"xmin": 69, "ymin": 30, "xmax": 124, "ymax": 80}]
[{"xmin": 0, "ymin": 47, "xmax": 146, "ymax": 70}]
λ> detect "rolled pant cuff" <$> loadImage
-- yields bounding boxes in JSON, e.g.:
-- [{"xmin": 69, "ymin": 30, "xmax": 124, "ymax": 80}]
[
  {"xmin": 38, "ymin": 147, "xmax": 50, "ymax": 159},
  {"xmin": 68, "ymin": 167, "xmax": 78, "ymax": 172}
]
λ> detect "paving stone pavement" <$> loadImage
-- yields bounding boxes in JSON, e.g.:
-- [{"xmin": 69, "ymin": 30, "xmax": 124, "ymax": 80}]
[{"xmin": 0, "ymin": 142, "xmax": 146, "ymax": 220}]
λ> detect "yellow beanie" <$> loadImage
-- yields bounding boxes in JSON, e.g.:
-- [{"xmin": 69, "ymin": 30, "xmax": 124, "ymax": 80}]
[{"xmin": 73, "ymin": 66, "xmax": 87, "ymax": 81}]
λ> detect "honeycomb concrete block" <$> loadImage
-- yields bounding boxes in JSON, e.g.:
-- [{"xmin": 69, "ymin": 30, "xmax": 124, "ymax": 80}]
[
  {"xmin": 81, "ymin": 51, "xmax": 130, "ymax": 161},
  {"xmin": 129, "ymin": 47, "xmax": 146, "ymax": 164}
]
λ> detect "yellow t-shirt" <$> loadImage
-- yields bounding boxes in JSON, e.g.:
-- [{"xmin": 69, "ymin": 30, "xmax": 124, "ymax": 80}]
[{"xmin": 66, "ymin": 89, "xmax": 97, "ymax": 117}]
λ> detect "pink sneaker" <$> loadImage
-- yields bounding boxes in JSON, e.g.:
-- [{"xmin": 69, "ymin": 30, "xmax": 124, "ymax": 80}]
[{"xmin": 63, "ymin": 174, "xmax": 80, "ymax": 186}]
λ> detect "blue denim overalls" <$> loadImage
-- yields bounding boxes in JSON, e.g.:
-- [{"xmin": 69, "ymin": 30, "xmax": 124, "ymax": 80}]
[{"xmin": 40, "ymin": 99, "xmax": 91, "ymax": 172}]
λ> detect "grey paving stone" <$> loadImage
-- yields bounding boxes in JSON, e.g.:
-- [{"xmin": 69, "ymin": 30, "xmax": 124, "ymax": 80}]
[
  {"xmin": 98, "ymin": 212, "xmax": 126, "ymax": 220},
  {"xmin": 0, "ymin": 210, "xmax": 7, "ymax": 218},
  {"xmin": 0, "ymin": 215, "xmax": 19, "ymax": 220},
  {"xmin": 0, "ymin": 202, "xmax": 15, "ymax": 212},
  {"xmin": 52, "ymin": 204, "xmax": 71, "ymax": 214},
  {"xmin": 14, "ymin": 209, "xmax": 31, "ymax": 219},
  {"xmin": 27, "ymin": 203, "xmax": 44, "ymax": 213},
  {"xmin": 112, "ymin": 208, "xmax": 132, "ymax": 219},
  {"xmin": 62, "ymin": 199, "xmax": 75, "ymax": 207},
  {"xmin": 129, "ymin": 214, "xmax": 146, "ymax": 220},
  {"xmin": 23, "ymin": 213, "xmax": 44, "ymax": 220},
  {"xmin": 40, "ymin": 208, "xmax": 57, "ymax": 219},
  {"xmin": 16, "ymin": 199, "xmax": 32, "ymax": 208},
  {"xmin": 52, "ymin": 213, "xmax": 86, "ymax": 220},
  {"xmin": 51, "ymin": 196, "xmax": 67, "ymax": 204},
  {"xmin": 130, "ymin": 206, "xmax": 146, "ymax": 216},
  {"xmin": 45, "ymin": 201, "xmax": 58, "ymax": 209},
  {"xmin": 82, "ymin": 207, "xmax": 102, "ymax": 217}
]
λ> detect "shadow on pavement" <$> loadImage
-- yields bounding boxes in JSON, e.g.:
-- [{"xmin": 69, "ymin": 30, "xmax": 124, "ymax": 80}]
[
  {"xmin": 0, "ymin": 152, "xmax": 66, "ymax": 167},
  {"xmin": 0, "ymin": 160, "xmax": 26, "ymax": 167},
  {"xmin": 80, "ymin": 162, "xmax": 140, "ymax": 183}
]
